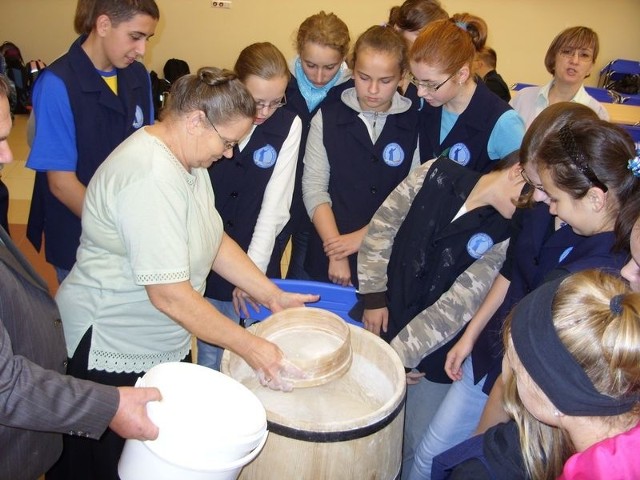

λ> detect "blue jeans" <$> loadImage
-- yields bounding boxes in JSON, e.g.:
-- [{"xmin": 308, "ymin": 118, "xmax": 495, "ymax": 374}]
[
  {"xmin": 401, "ymin": 374, "xmax": 451, "ymax": 479},
  {"xmin": 55, "ymin": 266, "xmax": 70, "ymax": 285},
  {"xmin": 285, "ymin": 229, "xmax": 312, "ymax": 280},
  {"xmin": 408, "ymin": 358, "xmax": 488, "ymax": 480},
  {"xmin": 196, "ymin": 298, "xmax": 240, "ymax": 371}
]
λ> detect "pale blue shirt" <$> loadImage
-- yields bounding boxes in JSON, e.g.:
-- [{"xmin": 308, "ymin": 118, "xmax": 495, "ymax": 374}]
[
  {"xmin": 56, "ymin": 128, "xmax": 223, "ymax": 373},
  {"xmin": 440, "ymin": 108, "xmax": 524, "ymax": 160}
]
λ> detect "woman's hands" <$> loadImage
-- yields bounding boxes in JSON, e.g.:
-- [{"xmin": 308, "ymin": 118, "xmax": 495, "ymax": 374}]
[
  {"xmin": 242, "ymin": 335, "xmax": 306, "ymax": 392},
  {"xmin": 264, "ymin": 290, "xmax": 320, "ymax": 314}
]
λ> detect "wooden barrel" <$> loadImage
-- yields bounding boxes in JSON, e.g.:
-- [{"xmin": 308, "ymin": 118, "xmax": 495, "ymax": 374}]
[{"xmin": 221, "ymin": 308, "xmax": 406, "ymax": 480}]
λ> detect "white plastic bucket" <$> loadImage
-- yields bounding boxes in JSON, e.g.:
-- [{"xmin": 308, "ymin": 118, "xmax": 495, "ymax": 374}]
[
  {"xmin": 118, "ymin": 362, "xmax": 268, "ymax": 480},
  {"xmin": 118, "ymin": 429, "xmax": 268, "ymax": 480}
]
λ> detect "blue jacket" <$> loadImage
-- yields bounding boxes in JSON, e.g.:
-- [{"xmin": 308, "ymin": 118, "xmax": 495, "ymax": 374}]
[
  {"xmin": 418, "ymin": 81, "xmax": 511, "ymax": 173},
  {"xmin": 473, "ymin": 202, "xmax": 628, "ymax": 391},
  {"xmin": 432, "ymin": 421, "xmax": 526, "ymax": 480},
  {"xmin": 281, "ymin": 77, "xmax": 354, "ymax": 230},
  {"xmin": 27, "ymin": 35, "xmax": 152, "ymax": 270},
  {"xmin": 205, "ymin": 108, "xmax": 297, "ymax": 300},
  {"xmin": 384, "ymin": 157, "xmax": 512, "ymax": 382}
]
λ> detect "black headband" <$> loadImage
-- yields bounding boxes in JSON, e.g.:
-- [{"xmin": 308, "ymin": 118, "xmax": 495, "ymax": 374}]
[
  {"xmin": 510, "ymin": 277, "xmax": 638, "ymax": 416},
  {"xmin": 557, "ymin": 123, "xmax": 608, "ymax": 193}
]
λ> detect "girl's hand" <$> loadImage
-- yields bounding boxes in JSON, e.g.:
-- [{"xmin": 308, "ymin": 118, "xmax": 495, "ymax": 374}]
[
  {"xmin": 328, "ymin": 257, "xmax": 352, "ymax": 286},
  {"xmin": 406, "ymin": 371, "xmax": 425, "ymax": 385},
  {"xmin": 231, "ymin": 287, "xmax": 260, "ymax": 319},
  {"xmin": 323, "ymin": 230, "xmax": 366, "ymax": 260},
  {"xmin": 363, "ymin": 307, "xmax": 389, "ymax": 336},
  {"xmin": 444, "ymin": 336, "xmax": 474, "ymax": 381}
]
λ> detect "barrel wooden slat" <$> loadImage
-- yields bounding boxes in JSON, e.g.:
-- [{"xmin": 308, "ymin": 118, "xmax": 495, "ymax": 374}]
[{"xmin": 222, "ymin": 309, "xmax": 406, "ymax": 480}]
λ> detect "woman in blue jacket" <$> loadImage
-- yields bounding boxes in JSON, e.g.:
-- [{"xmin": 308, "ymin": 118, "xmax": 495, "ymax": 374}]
[{"xmin": 409, "ymin": 13, "xmax": 523, "ymax": 173}]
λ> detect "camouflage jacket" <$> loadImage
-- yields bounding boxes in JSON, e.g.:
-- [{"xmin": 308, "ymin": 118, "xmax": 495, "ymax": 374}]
[{"xmin": 357, "ymin": 159, "xmax": 509, "ymax": 367}]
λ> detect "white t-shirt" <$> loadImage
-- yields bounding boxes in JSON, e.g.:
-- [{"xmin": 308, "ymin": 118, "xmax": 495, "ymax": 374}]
[
  {"xmin": 510, "ymin": 80, "xmax": 610, "ymax": 128},
  {"xmin": 57, "ymin": 128, "xmax": 223, "ymax": 373}
]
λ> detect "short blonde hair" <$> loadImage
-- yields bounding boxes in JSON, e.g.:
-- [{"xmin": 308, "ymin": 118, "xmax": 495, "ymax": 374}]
[{"xmin": 295, "ymin": 11, "xmax": 350, "ymax": 59}]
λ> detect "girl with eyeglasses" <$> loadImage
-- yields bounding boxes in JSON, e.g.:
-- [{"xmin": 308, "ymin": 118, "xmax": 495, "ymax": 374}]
[
  {"xmin": 410, "ymin": 13, "xmax": 524, "ymax": 174},
  {"xmin": 266, "ymin": 11, "xmax": 352, "ymax": 281},
  {"xmin": 511, "ymin": 26, "xmax": 609, "ymax": 128},
  {"xmin": 405, "ymin": 103, "xmax": 639, "ymax": 480},
  {"xmin": 196, "ymin": 43, "xmax": 302, "ymax": 371},
  {"xmin": 302, "ymin": 25, "xmax": 419, "ymax": 288}
]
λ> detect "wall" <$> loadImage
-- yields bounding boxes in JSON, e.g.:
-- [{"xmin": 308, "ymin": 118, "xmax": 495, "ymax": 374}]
[{"xmin": 1, "ymin": 0, "xmax": 639, "ymax": 88}]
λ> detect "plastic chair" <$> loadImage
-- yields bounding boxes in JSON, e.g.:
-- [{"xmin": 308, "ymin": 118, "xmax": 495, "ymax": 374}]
[
  {"xmin": 584, "ymin": 86, "xmax": 622, "ymax": 104},
  {"xmin": 510, "ymin": 82, "xmax": 534, "ymax": 91},
  {"xmin": 243, "ymin": 279, "xmax": 362, "ymax": 327},
  {"xmin": 623, "ymin": 125, "xmax": 640, "ymax": 144},
  {"xmin": 599, "ymin": 59, "xmax": 640, "ymax": 87}
]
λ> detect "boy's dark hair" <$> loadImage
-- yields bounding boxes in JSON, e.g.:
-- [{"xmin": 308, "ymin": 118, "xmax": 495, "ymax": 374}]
[{"xmin": 74, "ymin": 0, "xmax": 160, "ymax": 35}]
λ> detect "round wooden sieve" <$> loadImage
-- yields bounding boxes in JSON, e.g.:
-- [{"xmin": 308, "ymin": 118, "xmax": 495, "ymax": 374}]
[{"xmin": 249, "ymin": 307, "xmax": 352, "ymax": 388}]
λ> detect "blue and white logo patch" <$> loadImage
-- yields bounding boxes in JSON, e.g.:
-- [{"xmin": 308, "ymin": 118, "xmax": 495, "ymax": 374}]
[
  {"xmin": 559, "ymin": 246, "xmax": 574, "ymax": 263},
  {"xmin": 467, "ymin": 233, "xmax": 494, "ymax": 259},
  {"xmin": 383, "ymin": 143, "xmax": 405, "ymax": 167},
  {"xmin": 132, "ymin": 105, "xmax": 144, "ymax": 129},
  {"xmin": 253, "ymin": 144, "xmax": 277, "ymax": 169},
  {"xmin": 448, "ymin": 142, "xmax": 471, "ymax": 166}
]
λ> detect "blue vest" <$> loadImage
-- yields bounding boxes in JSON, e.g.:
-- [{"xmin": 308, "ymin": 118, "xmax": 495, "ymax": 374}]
[
  {"xmin": 205, "ymin": 108, "xmax": 297, "ymax": 300},
  {"xmin": 418, "ymin": 81, "xmax": 511, "ymax": 173},
  {"xmin": 473, "ymin": 203, "xmax": 628, "ymax": 391},
  {"xmin": 304, "ymin": 100, "xmax": 418, "ymax": 286},
  {"xmin": 384, "ymin": 157, "xmax": 512, "ymax": 382},
  {"xmin": 27, "ymin": 35, "xmax": 152, "ymax": 270},
  {"xmin": 403, "ymin": 82, "xmax": 422, "ymax": 112},
  {"xmin": 282, "ymin": 78, "xmax": 354, "ymax": 226},
  {"xmin": 431, "ymin": 421, "xmax": 525, "ymax": 480}
]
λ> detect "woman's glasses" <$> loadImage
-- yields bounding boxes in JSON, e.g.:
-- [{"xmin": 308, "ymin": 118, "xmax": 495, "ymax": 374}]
[
  {"xmin": 558, "ymin": 47, "xmax": 593, "ymax": 63},
  {"xmin": 520, "ymin": 169, "xmax": 546, "ymax": 193},
  {"xmin": 409, "ymin": 71, "xmax": 457, "ymax": 92},
  {"xmin": 255, "ymin": 94, "xmax": 287, "ymax": 112},
  {"xmin": 210, "ymin": 122, "xmax": 238, "ymax": 151}
]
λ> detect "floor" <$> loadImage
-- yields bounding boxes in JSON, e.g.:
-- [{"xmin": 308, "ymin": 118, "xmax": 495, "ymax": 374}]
[{"xmin": 4, "ymin": 113, "xmax": 58, "ymax": 294}]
